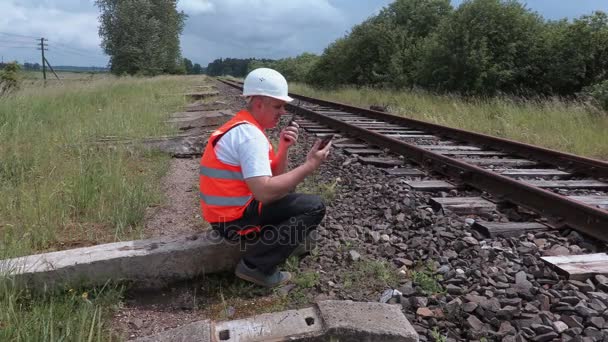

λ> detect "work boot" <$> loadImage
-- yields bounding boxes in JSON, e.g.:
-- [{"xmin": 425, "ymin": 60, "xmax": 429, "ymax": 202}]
[{"xmin": 235, "ymin": 259, "xmax": 291, "ymax": 288}]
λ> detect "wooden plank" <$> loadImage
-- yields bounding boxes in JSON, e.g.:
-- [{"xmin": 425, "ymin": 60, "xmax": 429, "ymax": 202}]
[
  {"xmin": 343, "ymin": 148, "xmax": 383, "ymax": 156},
  {"xmin": 435, "ymin": 150, "xmax": 508, "ymax": 156},
  {"xmin": 383, "ymin": 168, "xmax": 425, "ymax": 176},
  {"xmin": 417, "ymin": 145, "xmax": 481, "ymax": 151},
  {"xmin": 317, "ymin": 111, "xmax": 354, "ymax": 115},
  {"xmin": 333, "ymin": 143, "xmax": 369, "ymax": 149},
  {"xmin": 405, "ymin": 180, "xmax": 456, "ymax": 191},
  {"xmin": 341, "ymin": 119, "xmax": 380, "ymax": 122},
  {"xmin": 499, "ymin": 169, "xmax": 571, "ymax": 178},
  {"xmin": 298, "ymin": 123, "xmax": 327, "ymax": 129},
  {"xmin": 569, "ymin": 196, "xmax": 608, "ymax": 209},
  {"xmin": 183, "ymin": 91, "xmax": 220, "ymax": 100},
  {"xmin": 385, "ymin": 134, "xmax": 438, "ymax": 139},
  {"xmin": 356, "ymin": 124, "xmax": 404, "ymax": 128},
  {"xmin": 358, "ymin": 157, "xmax": 404, "ymax": 167},
  {"xmin": 331, "ymin": 138, "xmax": 358, "ymax": 145},
  {"xmin": 458, "ymin": 158, "xmax": 539, "ymax": 167},
  {"xmin": 523, "ymin": 180, "xmax": 608, "ymax": 190},
  {"xmin": 541, "ymin": 253, "xmax": 608, "ymax": 281},
  {"xmin": 315, "ymin": 133, "xmax": 342, "ymax": 138},
  {"xmin": 430, "ymin": 197, "xmax": 496, "ymax": 215},
  {"xmin": 473, "ymin": 221, "xmax": 548, "ymax": 238},
  {"xmin": 305, "ymin": 128, "xmax": 338, "ymax": 133},
  {"xmin": 371, "ymin": 130, "xmax": 427, "ymax": 135}
]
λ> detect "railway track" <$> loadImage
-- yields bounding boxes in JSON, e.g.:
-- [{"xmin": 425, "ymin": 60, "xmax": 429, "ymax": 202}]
[{"xmin": 219, "ymin": 78, "xmax": 608, "ymax": 244}]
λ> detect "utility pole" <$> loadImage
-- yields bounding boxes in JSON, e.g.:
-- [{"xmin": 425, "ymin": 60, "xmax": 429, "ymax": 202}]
[{"xmin": 38, "ymin": 38, "xmax": 47, "ymax": 81}]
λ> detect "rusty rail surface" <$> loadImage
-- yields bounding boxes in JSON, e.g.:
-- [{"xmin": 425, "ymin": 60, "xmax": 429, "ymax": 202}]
[{"xmin": 218, "ymin": 78, "xmax": 608, "ymax": 241}]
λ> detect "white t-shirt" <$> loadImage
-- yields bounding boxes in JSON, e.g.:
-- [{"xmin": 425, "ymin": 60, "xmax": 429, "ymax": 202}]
[{"xmin": 215, "ymin": 124, "xmax": 272, "ymax": 179}]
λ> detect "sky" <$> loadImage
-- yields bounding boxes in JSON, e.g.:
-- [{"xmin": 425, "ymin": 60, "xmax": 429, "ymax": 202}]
[{"xmin": 1, "ymin": 0, "xmax": 607, "ymax": 68}]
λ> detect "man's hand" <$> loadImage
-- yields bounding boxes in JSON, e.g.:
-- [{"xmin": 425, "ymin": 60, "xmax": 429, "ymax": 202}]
[
  {"xmin": 279, "ymin": 121, "xmax": 299, "ymax": 150},
  {"xmin": 306, "ymin": 138, "xmax": 332, "ymax": 169}
]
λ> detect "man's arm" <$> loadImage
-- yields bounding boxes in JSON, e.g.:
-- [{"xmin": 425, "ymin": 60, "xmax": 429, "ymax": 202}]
[
  {"xmin": 271, "ymin": 147, "xmax": 288, "ymax": 175},
  {"xmin": 246, "ymin": 140, "xmax": 331, "ymax": 204},
  {"xmin": 272, "ymin": 122, "xmax": 299, "ymax": 175}
]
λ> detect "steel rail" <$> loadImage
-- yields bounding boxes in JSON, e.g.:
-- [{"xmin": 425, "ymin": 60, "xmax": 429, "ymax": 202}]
[{"xmin": 218, "ymin": 78, "xmax": 608, "ymax": 241}]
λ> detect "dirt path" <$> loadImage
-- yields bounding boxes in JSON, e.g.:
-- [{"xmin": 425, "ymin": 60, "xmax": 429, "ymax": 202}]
[
  {"xmin": 113, "ymin": 81, "xmax": 248, "ymax": 340},
  {"xmin": 143, "ymin": 157, "xmax": 206, "ymax": 238}
]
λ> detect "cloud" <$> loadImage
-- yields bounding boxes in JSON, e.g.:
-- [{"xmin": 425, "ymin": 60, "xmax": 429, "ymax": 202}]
[
  {"xmin": 0, "ymin": 0, "xmax": 106, "ymax": 65},
  {"xmin": 181, "ymin": 0, "xmax": 347, "ymax": 64},
  {"xmin": 178, "ymin": 0, "xmax": 215, "ymax": 15}
]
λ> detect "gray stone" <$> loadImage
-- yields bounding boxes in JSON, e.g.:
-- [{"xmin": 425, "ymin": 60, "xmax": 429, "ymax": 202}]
[
  {"xmin": 463, "ymin": 302, "xmax": 478, "ymax": 313},
  {"xmin": 533, "ymin": 332, "xmax": 559, "ymax": 342},
  {"xmin": 562, "ymin": 315, "xmax": 585, "ymax": 329},
  {"xmin": 553, "ymin": 321, "xmax": 569, "ymax": 334},
  {"xmin": 570, "ymin": 280, "xmax": 595, "ymax": 292},
  {"xmin": 399, "ymin": 283, "xmax": 416, "ymax": 297},
  {"xmin": 531, "ymin": 324, "xmax": 554, "ymax": 334},
  {"xmin": 575, "ymin": 304, "xmax": 599, "ymax": 318},
  {"xmin": 462, "ymin": 236, "xmax": 479, "ymax": 245},
  {"xmin": 411, "ymin": 297, "xmax": 428, "ymax": 309},
  {"xmin": 446, "ymin": 284, "xmax": 464, "ymax": 295},
  {"xmin": 588, "ymin": 316, "xmax": 605, "ymax": 329},
  {"xmin": 498, "ymin": 321, "xmax": 517, "ymax": 336},
  {"xmin": 466, "ymin": 315, "xmax": 484, "ymax": 331},
  {"xmin": 583, "ymin": 327, "xmax": 602, "ymax": 339},
  {"xmin": 497, "ymin": 306, "xmax": 520, "ymax": 320},
  {"xmin": 348, "ymin": 250, "xmax": 361, "ymax": 262},
  {"xmin": 562, "ymin": 296, "xmax": 582, "ymax": 306}
]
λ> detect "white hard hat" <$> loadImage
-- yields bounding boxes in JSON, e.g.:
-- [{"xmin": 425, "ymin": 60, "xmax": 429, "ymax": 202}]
[{"xmin": 243, "ymin": 68, "xmax": 293, "ymax": 102}]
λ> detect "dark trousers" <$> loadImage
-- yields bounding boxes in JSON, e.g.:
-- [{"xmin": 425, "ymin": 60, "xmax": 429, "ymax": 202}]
[{"xmin": 212, "ymin": 193, "xmax": 325, "ymax": 275}]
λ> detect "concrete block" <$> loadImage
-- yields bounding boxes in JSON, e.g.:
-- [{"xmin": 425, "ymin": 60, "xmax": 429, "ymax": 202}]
[
  {"xmin": 213, "ymin": 307, "xmax": 322, "ymax": 341},
  {"xmin": 134, "ymin": 301, "xmax": 418, "ymax": 342},
  {"xmin": 317, "ymin": 300, "xmax": 418, "ymax": 342},
  {"xmin": 135, "ymin": 320, "xmax": 211, "ymax": 342},
  {"xmin": 0, "ymin": 231, "xmax": 243, "ymax": 289}
]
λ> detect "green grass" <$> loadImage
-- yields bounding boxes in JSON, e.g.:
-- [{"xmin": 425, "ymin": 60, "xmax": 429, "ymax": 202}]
[
  {"xmin": 0, "ymin": 75, "xmax": 201, "ymax": 258},
  {"xmin": 0, "ymin": 74, "xmax": 209, "ymax": 341},
  {"xmin": 296, "ymin": 174, "xmax": 340, "ymax": 203},
  {"xmin": 0, "ymin": 279, "xmax": 124, "ymax": 341},
  {"xmin": 342, "ymin": 259, "xmax": 399, "ymax": 290},
  {"xmin": 410, "ymin": 263, "xmax": 444, "ymax": 296},
  {"xmin": 290, "ymin": 83, "xmax": 608, "ymax": 160}
]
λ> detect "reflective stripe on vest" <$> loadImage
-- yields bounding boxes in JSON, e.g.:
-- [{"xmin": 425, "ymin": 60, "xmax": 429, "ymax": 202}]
[
  {"xmin": 200, "ymin": 166, "xmax": 244, "ymax": 180},
  {"xmin": 199, "ymin": 193, "xmax": 252, "ymax": 206}
]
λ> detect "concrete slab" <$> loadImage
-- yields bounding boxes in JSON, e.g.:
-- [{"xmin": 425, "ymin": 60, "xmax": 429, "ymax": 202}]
[
  {"xmin": 213, "ymin": 307, "xmax": 322, "ymax": 341},
  {"xmin": 318, "ymin": 300, "xmax": 418, "ymax": 342},
  {"xmin": 0, "ymin": 231, "xmax": 243, "ymax": 289},
  {"xmin": 134, "ymin": 301, "xmax": 418, "ymax": 342}
]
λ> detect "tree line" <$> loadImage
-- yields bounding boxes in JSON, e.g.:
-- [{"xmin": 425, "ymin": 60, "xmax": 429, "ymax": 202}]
[{"xmin": 252, "ymin": 0, "xmax": 608, "ymax": 104}]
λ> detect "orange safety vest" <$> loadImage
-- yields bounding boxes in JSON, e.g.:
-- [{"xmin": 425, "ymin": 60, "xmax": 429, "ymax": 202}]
[{"xmin": 199, "ymin": 110, "xmax": 276, "ymax": 228}]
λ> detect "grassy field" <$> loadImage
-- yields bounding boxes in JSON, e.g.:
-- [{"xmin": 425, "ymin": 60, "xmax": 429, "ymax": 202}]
[
  {"xmin": 290, "ymin": 84, "xmax": 608, "ymax": 160},
  {"xmin": 0, "ymin": 74, "xmax": 206, "ymax": 340}
]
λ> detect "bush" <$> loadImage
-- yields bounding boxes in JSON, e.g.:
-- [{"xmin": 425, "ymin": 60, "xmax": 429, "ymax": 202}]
[
  {"xmin": 0, "ymin": 62, "xmax": 21, "ymax": 96},
  {"xmin": 583, "ymin": 80, "xmax": 608, "ymax": 112}
]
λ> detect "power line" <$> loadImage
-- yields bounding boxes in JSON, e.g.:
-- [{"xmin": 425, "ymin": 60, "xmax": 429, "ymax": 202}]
[
  {"xmin": 0, "ymin": 38, "xmax": 37, "ymax": 45},
  {"xmin": 0, "ymin": 45, "xmax": 37, "ymax": 49},
  {"xmin": 52, "ymin": 41, "xmax": 102, "ymax": 56},
  {"xmin": 46, "ymin": 45, "xmax": 101, "ymax": 59},
  {"xmin": 0, "ymin": 31, "xmax": 39, "ymax": 39}
]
